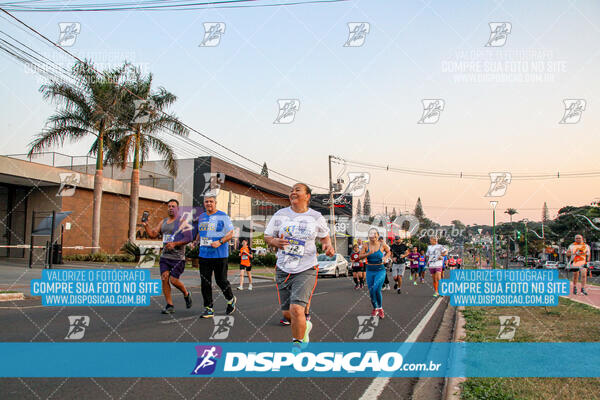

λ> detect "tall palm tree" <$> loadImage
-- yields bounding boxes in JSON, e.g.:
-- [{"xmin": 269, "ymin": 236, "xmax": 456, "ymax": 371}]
[
  {"xmin": 504, "ymin": 208, "xmax": 518, "ymax": 224},
  {"xmin": 28, "ymin": 60, "xmax": 129, "ymax": 253},
  {"xmin": 108, "ymin": 65, "xmax": 189, "ymax": 242}
]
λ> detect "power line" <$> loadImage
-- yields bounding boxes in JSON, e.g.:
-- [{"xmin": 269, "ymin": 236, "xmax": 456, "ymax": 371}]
[{"xmin": 0, "ymin": 6, "xmax": 328, "ymax": 189}]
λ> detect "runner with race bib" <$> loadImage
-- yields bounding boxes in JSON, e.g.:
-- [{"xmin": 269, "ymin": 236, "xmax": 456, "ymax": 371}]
[{"xmin": 566, "ymin": 234, "xmax": 591, "ymax": 296}]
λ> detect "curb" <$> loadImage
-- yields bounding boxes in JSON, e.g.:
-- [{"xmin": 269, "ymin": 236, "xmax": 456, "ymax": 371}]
[
  {"xmin": 0, "ymin": 292, "xmax": 25, "ymax": 302},
  {"xmin": 443, "ymin": 305, "xmax": 466, "ymax": 400}
]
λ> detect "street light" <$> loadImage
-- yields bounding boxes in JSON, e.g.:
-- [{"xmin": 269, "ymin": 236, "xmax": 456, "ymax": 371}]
[
  {"xmin": 490, "ymin": 201, "xmax": 498, "ymax": 269},
  {"xmin": 523, "ymin": 218, "xmax": 529, "ymax": 268}
]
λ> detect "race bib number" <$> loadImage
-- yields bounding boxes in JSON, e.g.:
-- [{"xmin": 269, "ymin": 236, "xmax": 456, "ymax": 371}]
[
  {"xmin": 162, "ymin": 234, "xmax": 174, "ymax": 244},
  {"xmin": 283, "ymin": 238, "xmax": 305, "ymax": 258},
  {"xmin": 241, "ymin": 254, "xmax": 249, "ymax": 260},
  {"xmin": 199, "ymin": 237, "xmax": 213, "ymax": 247}
]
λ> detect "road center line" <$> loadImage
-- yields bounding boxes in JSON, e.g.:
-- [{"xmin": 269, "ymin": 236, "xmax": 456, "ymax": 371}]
[{"xmin": 359, "ymin": 297, "xmax": 444, "ymax": 400}]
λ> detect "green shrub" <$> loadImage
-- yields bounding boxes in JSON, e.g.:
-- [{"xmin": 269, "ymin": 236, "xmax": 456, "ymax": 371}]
[{"xmin": 121, "ymin": 241, "xmax": 140, "ymax": 261}]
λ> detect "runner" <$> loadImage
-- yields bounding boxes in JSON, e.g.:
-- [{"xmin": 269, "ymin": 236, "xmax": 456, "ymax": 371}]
[
  {"xmin": 426, "ymin": 236, "xmax": 447, "ymax": 297},
  {"xmin": 407, "ymin": 246, "xmax": 421, "ymax": 286},
  {"xmin": 456, "ymin": 255, "xmax": 463, "ymax": 269},
  {"xmin": 143, "ymin": 199, "xmax": 193, "ymax": 314},
  {"xmin": 351, "ymin": 244, "xmax": 364, "ymax": 290},
  {"xmin": 566, "ymin": 234, "xmax": 591, "ymax": 295},
  {"xmin": 196, "ymin": 195, "xmax": 236, "ymax": 318},
  {"xmin": 237, "ymin": 240, "xmax": 253, "ymax": 290},
  {"xmin": 418, "ymin": 250, "xmax": 426, "ymax": 283},
  {"xmin": 390, "ymin": 236, "xmax": 408, "ymax": 294},
  {"xmin": 359, "ymin": 228, "xmax": 391, "ymax": 318},
  {"xmin": 265, "ymin": 183, "xmax": 334, "ymax": 346}
]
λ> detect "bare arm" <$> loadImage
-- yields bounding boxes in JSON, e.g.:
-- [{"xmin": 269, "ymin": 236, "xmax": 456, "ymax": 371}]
[
  {"xmin": 320, "ymin": 235, "xmax": 335, "ymax": 257},
  {"xmin": 143, "ymin": 220, "xmax": 162, "ymax": 239}
]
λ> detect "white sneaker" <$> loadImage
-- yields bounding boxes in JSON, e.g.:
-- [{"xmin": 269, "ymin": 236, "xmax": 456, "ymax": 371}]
[
  {"xmin": 248, "ymin": 285, "xmax": 253, "ymax": 291},
  {"xmin": 303, "ymin": 320, "xmax": 312, "ymax": 343},
  {"xmin": 237, "ymin": 286, "xmax": 243, "ymax": 290}
]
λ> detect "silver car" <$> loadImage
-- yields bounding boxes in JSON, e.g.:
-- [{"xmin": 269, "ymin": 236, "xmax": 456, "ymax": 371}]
[{"xmin": 317, "ymin": 254, "xmax": 349, "ymax": 278}]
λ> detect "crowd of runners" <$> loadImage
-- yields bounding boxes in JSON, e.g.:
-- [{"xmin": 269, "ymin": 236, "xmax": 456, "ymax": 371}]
[{"xmin": 142, "ymin": 182, "xmax": 593, "ymax": 347}]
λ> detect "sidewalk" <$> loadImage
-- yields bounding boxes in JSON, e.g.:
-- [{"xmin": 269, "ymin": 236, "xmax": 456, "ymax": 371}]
[{"xmin": 562, "ymin": 285, "xmax": 600, "ymax": 310}]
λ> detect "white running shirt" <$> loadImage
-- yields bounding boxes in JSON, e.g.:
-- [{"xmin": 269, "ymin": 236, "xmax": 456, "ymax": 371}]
[
  {"xmin": 265, "ymin": 207, "xmax": 330, "ymax": 274},
  {"xmin": 426, "ymin": 244, "xmax": 447, "ymax": 268}
]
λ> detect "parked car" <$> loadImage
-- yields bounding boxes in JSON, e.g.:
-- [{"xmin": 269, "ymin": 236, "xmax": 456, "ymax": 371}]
[
  {"xmin": 587, "ymin": 261, "xmax": 600, "ymax": 276},
  {"xmin": 317, "ymin": 254, "xmax": 349, "ymax": 277},
  {"xmin": 557, "ymin": 262, "xmax": 567, "ymax": 270},
  {"xmin": 541, "ymin": 261, "xmax": 558, "ymax": 269}
]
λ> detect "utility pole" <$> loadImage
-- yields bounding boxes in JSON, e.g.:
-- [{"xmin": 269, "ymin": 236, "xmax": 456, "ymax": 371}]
[
  {"xmin": 524, "ymin": 219, "xmax": 529, "ymax": 268},
  {"xmin": 328, "ymin": 155, "xmax": 337, "ymax": 253},
  {"xmin": 490, "ymin": 201, "xmax": 498, "ymax": 269}
]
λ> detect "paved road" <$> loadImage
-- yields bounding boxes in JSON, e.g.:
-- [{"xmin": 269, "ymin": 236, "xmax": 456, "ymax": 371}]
[{"xmin": 0, "ymin": 267, "xmax": 447, "ymax": 400}]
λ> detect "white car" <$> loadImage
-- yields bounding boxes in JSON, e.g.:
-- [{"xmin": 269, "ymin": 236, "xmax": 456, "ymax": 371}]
[
  {"xmin": 317, "ymin": 254, "xmax": 349, "ymax": 278},
  {"xmin": 541, "ymin": 261, "xmax": 558, "ymax": 269}
]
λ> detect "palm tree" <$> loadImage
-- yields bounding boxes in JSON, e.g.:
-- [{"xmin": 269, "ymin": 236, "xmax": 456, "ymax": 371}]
[
  {"xmin": 28, "ymin": 60, "xmax": 129, "ymax": 253},
  {"xmin": 109, "ymin": 65, "xmax": 189, "ymax": 242},
  {"xmin": 504, "ymin": 208, "xmax": 518, "ymax": 224}
]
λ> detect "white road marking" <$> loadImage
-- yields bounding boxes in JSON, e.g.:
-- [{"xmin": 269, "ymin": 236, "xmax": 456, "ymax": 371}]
[
  {"xmin": 359, "ymin": 297, "xmax": 444, "ymax": 400},
  {"xmin": 312, "ymin": 292, "xmax": 328, "ymax": 296},
  {"xmin": 160, "ymin": 316, "xmax": 199, "ymax": 324}
]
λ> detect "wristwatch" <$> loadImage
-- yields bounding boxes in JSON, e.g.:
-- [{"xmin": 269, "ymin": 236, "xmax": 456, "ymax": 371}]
[{"xmin": 218, "ymin": 239, "xmax": 223, "ymax": 245}]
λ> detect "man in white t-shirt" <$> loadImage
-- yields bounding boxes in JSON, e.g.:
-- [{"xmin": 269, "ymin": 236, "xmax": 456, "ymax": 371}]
[
  {"xmin": 426, "ymin": 236, "xmax": 448, "ymax": 297},
  {"xmin": 566, "ymin": 234, "xmax": 591, "ymax": 295},
  {"xmin": 265, "ymin": 183, "xmax": 335, "ymax": 346}
]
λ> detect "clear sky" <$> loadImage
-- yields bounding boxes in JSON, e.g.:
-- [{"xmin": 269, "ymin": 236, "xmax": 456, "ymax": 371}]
[{"xmin": 1, "ymin": 0, "xmax": 599, "ymax": 225}]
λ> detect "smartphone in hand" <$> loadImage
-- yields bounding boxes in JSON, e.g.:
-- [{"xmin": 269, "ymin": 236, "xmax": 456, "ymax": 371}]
[{"xmin": 141, "ymin": 211, "xmax": 149, "ymax": 223}]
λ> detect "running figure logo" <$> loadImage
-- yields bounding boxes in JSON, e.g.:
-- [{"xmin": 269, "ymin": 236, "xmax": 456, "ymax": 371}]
[
  {"xmin": 559, "ymin": 99, "xmax": 586, "ymax": 124},
  {"xmin": 497, "ymin": 316, "xmax": 520, "ymax": 340},
  {"xmin": 337, "ymin": 172, "xmax": 370, "ymax": 199},
  {"xmin": 485, "ymin": 22, "xmax": 512, "ymax": 47},
  {"xmin": 210, "ymin": 316, "xmax": 234, "ymax": 340},
  {"xmin": 132, "ymin": 99, "xmax": 156, "ymax": 124},
  {"xmin": 354, "ymin": 316, "xmax": 379, "ymax": 340},
  {"xmin": 485, "ymin": 172, "xmax": 512, "ymax": 197},
  {"xmin": 199, "ymin": 23, "xmax": 225, "ymax": 47},
  {"xmin": 201, "ymin": 172, "xmax": 225, "ymax": 197},
  {"xmin": 417, "ymin": 99, "xmax": 445, "ymax": 124},
  {"xmin": 344, "ymin": 23, "xmax": 370, "ymax": 47},
  {"xmin": 137, "ymin": 246, "xmax": 159, "ymax": 268},
  {"xmin": 57, "ymin": 172, "xmax": 80, "ymax": 197},
  {"xmin": 57, "ymin": 23, "xmax": 81, "ymax": 47},
  {"xmin": 191, "ymin": 345, "xmax": 222, "ymax": 375},
  {"xmin": 273, "ymin": 99, "xmax": 300, "ymax": 124},
  {"xmin": 65, "ymin": 316, "xmax": 90, "ymax": 340}
]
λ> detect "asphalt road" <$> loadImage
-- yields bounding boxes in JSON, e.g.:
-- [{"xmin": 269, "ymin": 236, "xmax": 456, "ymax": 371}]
[{"xmin": 0, "ymin": 269, "xmax": 448, "ymax": 400}]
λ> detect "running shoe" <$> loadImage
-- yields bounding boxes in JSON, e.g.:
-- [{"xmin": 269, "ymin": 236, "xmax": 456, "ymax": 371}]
[
  {"xmin": 397, "ymin": 289, "xmax": 402, "ymax": 294},
  {"xmin": 573, "ymin": 286, "xmax": 577, "ymax": 295},
  {"xmin": 236, "ymin": 286, "xmax": 243, "ymax": 290},
  {"xmin": 581, "ymin": 288, "xmax": 588, "ymax": 296},
  {"xmin": 161, "ymin": 304, "xmax": 174, "ymax": 314},
  {"xmin": 226, "ymin": 296, "xmax": 237, "ymax": 315},
  {"xmin": 413, "ymin": 281, "xmax": 417, "ymax": 286},
  {"xmin": 433, "ymin": 292, "xmax": 440, "ymax": 298},
  {"xmin": 248, "ymin": 284, "xmax": 253, "ymax": 291},
  {"xmin": 280, "ymin": 318, "xmax": 291, "ymax": 326},
  {"xmin": 420, "ymin": 278, "xmax": 424, "ymax": 283},
  {"xmin": 371, "ymin": 309, "xmax": 378, "ymax": 317},
  {"xmin": 354, "ymin": 285, "xmax": 360, "ymax": 290},
  {"xmin": 360, "ymin": 283, "xmax": 364, "ymax": 289},
  {"xmin": 409, "ymin": 274, "xmax": 413, "ymax": 281},
  {"xmin": 200, "ymin": 307, "xmax": 214, "ymax": 318},
  {"xmin": 394, "ymin": 283, "xmax": 398, "ymax": 290},
  {"xmin": 184, "ymin": 292, "xmax": 193, "ymax": 309},
  {"xmin": 305, "ymin": 313, "xmax": 311, "ymax": 322},
  {"xmin": 377, "ymin": 308, "xmax": 385, "ymax": 319},
  {"xmin": 303, "ymin": 320, "xmax": 312, "ymax": 343}
]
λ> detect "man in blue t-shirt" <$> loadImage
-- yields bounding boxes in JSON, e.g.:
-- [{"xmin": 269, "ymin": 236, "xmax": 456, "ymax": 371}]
[{"xmin": 196, "ymin": 195, "xmax": 236, "ymax": 318}]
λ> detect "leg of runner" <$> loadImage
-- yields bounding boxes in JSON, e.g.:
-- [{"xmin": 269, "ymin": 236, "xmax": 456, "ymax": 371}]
[
  {"xmin": 432, "ymin": 270, "xmax": 441, "ymax": 297},
  {"xmin": 353, "ymin": 270, "xmax": 359, "ymax": 289},
  {"xmin": 160, "ymin": 270, "xmax": 174, "ymax": 312},
  {"xmin": 247, "ymin": 269, "xmax": 253, "ymax": 290},
  {"xmin": 166, "ymin": 259, "xmax": 191, "ymax": 309},
  {"xmin": 199, "ymin": 257, "xmax": 215, "ymax": 318},
  {"xmin": 366, "ymin": 268, "xmax": 385, "ymax": 316},
  {"xmin": 581, "ymin": 268, "xmax": 588, "ymax": 295},
  {"xmin": 359, "ymin": 270, "xmax": 365, "ymax": 288},
  {"xmin": 212, "ymin": 257, "xmax": 236, "ymax": 314},
  {"xmin": 237, "ymin": 268, "xmax": 244, "ymax": 290},
  {"xmin": 572, "ymin": 270, "xmax": 579, "ymax": 295}
]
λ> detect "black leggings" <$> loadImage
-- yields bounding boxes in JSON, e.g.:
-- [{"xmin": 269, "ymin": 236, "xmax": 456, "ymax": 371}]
[{"xmin": 199, "ymin": 257, "xmax": 233, "ymax": 308}]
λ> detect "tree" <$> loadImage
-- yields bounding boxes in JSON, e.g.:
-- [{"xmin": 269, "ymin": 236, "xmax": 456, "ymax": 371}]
[
  {"xmin": 414, "ymin": 197, "xmax": 424, "ymax": 221},
  {"xmin": 109, "ymin": 64, "xmax": 189, "ymax": 242},
  {"xmin": 363, "ymin": 190, "xmax": 371, "ymax": 216},
  {"xmin": 28, "ymin": 60, "xmax": 130, "ymax": 253},
  {"xmin": 260, "ymin": 162, "xmax": 269, "ymax": 178},
  {"xmin": 504, "ymin": 208, "xmax": 518, "ymax": 224},
  {"xmin": 356, "ymin": 199, "xmax": 362, "ymax": 216}
]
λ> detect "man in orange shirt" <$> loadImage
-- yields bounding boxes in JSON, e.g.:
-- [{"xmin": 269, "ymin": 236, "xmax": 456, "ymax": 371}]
[
  {"xmin": 237, "ymin": 240, "xmax": 254, "ymax": 290},
  {"xmin": 566, "ymin": 234, "xmax": 591, "ymax": 295}
]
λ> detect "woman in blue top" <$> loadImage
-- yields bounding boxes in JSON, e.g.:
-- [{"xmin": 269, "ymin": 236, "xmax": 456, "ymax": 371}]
[{"xmin": 359, "ymin": 228, "xmax": 391, "ymax": 318}]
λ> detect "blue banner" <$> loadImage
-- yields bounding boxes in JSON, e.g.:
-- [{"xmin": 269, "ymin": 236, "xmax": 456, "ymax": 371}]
[{"xmin": 0, "ymin": 343, "xmax": 598, "ymax": 378}]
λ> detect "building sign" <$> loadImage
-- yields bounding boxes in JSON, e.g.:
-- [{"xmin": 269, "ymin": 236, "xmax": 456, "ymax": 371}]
[{"xmin": 310, "ymin": 194, "xmax": 353, "ymax": 217}]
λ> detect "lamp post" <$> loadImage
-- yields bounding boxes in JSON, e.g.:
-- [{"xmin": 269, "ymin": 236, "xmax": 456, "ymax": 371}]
[
  {"xmin": 523, "ymin": 218, "xmax": 529, "ymax": 268},
  {"xmin": 490, "ymin": 201, "xmax": 498, "ymax": 269},
  {"xmin": 477, "ymin": 228, "xmax": 483, "ymax": 268}
]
